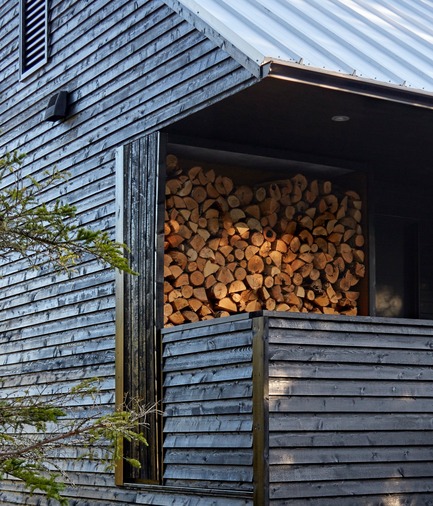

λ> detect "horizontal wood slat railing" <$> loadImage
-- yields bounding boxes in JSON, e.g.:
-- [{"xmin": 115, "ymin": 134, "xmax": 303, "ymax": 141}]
[{"xmin": 162, "ymin": 312, "xmax": 433, "ymax": 505}]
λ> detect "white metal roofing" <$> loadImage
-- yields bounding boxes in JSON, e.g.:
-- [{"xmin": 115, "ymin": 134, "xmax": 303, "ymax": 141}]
[{"xmin": 171, "ymin": 0, "xmax": 433, "ymax": 93}]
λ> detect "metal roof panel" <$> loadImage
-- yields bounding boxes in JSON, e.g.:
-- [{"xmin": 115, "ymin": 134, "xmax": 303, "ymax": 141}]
[{"xmin": 170, "ymin": 0, "xmax": 433, "ymax": 92}]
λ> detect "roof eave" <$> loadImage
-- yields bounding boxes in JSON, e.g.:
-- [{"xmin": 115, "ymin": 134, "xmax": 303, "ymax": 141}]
[
  {"xmin": 264, "ymin": 58, "xmax": 433, "ymax": 110},
  {"xmin": 165, "ymin": 0, "xmax": 433, "ymax": 110}
]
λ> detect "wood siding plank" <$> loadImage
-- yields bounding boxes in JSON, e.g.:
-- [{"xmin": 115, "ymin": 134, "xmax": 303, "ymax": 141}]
[
  {"xmin": 267, "ymin": 314, "xmax": 433, "ymax": 503},
  {"xmin": 162, "ymin": 320, "xmax": 255, "ymax": 493},
  {"xmin": 0, "ymin": 0, "xmax": 257, "ymax": 502}
]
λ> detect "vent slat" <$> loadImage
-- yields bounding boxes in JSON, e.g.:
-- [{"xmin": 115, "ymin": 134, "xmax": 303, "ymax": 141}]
[
  {"xmin": 25, "ymin": 29, "xmax": 45, "ymax": 48},
  {"xmin": 20, "ymin": 0, "xmax": 47, "ymax": 76},
  {"xmin": 24, "ymin": 55, "xmax": 45, "ymax": 68},
  {"xmin": 25, "ymin": 43, "xmax": 45, "ymax": 61},
  {"xmin": 25, "ymin": 0, "xmax": 44, "ymax": 12},
  {"xmin": 25, "ymin": 4, "xmax": 44, "ymax": 18},
  {"xmin": 25, "ymin": 13, "xmax": 45, "ymax": 32}
]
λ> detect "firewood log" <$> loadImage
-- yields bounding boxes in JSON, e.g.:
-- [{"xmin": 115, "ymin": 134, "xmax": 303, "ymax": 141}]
[{"xmin": 163, "ymin": 158, "xmax": 366, "ymax": 324}]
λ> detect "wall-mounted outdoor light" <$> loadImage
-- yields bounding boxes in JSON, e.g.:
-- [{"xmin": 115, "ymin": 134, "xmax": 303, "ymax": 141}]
[{"xmin": 44, "ymin": 90, "xmax": 69, "ymax": 121}]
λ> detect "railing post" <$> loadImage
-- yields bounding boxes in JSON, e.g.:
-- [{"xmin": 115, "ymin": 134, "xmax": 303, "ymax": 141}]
[{"xmin": 252, "ymin": 314, "xmax": 269, "ymax": 505}]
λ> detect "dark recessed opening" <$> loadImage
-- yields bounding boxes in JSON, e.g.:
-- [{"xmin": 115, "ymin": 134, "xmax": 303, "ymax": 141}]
[{"xmin": 162, "ymin": 76, "xmax": 433, "ymax": 320}]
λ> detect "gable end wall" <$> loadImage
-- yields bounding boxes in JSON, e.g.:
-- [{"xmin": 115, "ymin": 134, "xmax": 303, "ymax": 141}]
[{"xmin": 0, "ymin": 0, "xmax": 257, "ymax": 504}]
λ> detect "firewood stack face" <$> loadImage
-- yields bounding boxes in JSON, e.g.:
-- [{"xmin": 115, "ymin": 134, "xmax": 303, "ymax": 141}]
[{"xmin": 163, "ymin": 155, "xmax": 366, "ymax": 327}]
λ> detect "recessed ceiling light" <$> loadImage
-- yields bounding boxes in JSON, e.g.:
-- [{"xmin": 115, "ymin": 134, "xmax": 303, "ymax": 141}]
[{"xmin": 332, "ymin": 115, "xmax": 350, "ymax": 122}]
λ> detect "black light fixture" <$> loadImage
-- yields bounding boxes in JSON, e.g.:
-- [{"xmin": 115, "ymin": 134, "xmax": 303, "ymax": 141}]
[{"xmin": 44, "ymin": 91, "xmax": 69, "ymax": 121}]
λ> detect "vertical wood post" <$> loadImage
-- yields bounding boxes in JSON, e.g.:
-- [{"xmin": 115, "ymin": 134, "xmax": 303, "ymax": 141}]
[
  {"xmin": 115, "ymin": 146, "xmax": 126, "ymax": 486},
  {"xmin": 115, "ymin": 132, "xmax": 163, "ymax": 483},
  {"xmin": 252, "ymin": 314, "xmax": 269, "ymax": 505}
]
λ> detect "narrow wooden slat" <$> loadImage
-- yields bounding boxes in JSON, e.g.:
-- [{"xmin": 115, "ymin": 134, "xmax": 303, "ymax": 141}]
[
  {"xmin": 270, "ymin": 446, "xmax": 433, "ymax": 465},
  {"xmin": 269, "ymin": 344, "xmax": 433, "ymax": 367},
  {"xmin": 270, "ymin": 477, "xmax": 433, "ymax": 500},
  {"xmin": 163, "ymin": 329, "xmax": 254, "ymax": 357},
  {"xmin": 164, "ymin": 399, "xmax": 253, "ymax": 417},
  {"xmin": 163, "ymin": 414, "xmax": 253, "ymax": 433},
  {"xmin": 164, "ymin": 381, "xmax": 253, "ymax": 403},
  {"xmin": 164, "ymin": 364, "xmax": 252, "ymax": 386},
  {"xmin": 163, "ymin": 433, "xmax": 253, "ymax": 449},
  {"xmin": 163, "ymin": 478, "xmax": 254, "ymax": 492},
  {"xmin": 269, "ymin": 395, "xmax": 433, "ymax": 413},
  {"xmin": 163, "ymin": 347, "xmax": 253, "ymax": 372},
  {"xmin": 269, "ymin": 378, "xmax": 433, "ymax": 398},
  {"xmin": 270, "ymin": 461, "xmax": 433, "ymax": 483},
  {"xmin": 269, "ymin": 430, "xmax": 433, "ymax": 448},
  {"xmin": 268, "ymin": 314, "xmax": 433, "ymax": 337},
  {"xmin": 164, "ymin": 449, "xmax": 253, "ymax": 465},
  {"xmin": 270, "ymin": 413, "xmax": 433, "ymax": 432},
  {"xmin": 270, "ymin": 360, "xmax": 433, "ymax": 381},
  {"xmin": 270, "ymin": 493, "xmax": 433, "ymax": 506},
  {"xmin": 164, "ymin": 464, "xmax": 253, "ymax": 482},
  {"xmin": 269, "ymin": 329, "xmax": 433, "ymax": 351},
  {"xmin": 162, "ymin": 315, "xmax": 253, "ymax": 342}
]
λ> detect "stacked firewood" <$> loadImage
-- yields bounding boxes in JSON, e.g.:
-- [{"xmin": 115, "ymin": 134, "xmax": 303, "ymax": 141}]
[{"xmin": 163, "ymin": 155, "xmax": 365, "ymax": 326}]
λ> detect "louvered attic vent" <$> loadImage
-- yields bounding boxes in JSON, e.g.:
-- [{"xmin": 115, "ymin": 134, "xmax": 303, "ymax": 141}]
[{"xmin": 20, "ymin": 0, "xmax": 48, "ymax": 77}]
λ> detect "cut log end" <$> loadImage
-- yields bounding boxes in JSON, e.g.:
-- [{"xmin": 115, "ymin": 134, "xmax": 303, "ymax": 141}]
[{"xmin": 163, "ymin": 159, "xmax": 366, "ymax": 325}]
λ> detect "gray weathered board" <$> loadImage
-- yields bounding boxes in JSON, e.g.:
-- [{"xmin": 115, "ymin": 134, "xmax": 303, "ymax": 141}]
[
  {"xmin": 162, "ymin": 312, "xmax": 433, "ymax": 505},
  {"xmin": 266, "ymin": 313, "xmax": 433, "ymax": 504},
  {"xmin": 0, "ymin": 0, "xmax": 256, "ymax": 503},
  {"xmin": 3, "ymin": 0, "xmax": 433, "ymax": 504}
]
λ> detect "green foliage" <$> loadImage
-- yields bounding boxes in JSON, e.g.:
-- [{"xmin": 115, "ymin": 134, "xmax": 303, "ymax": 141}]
[
  {"xmin": 0, "ymin": 149, "xmax": 136, "ymax": 274},
  {"xmin": 1, "ymin": 459, "xmax": 67, "ymax": 505},
  {"xmin": 0, "ymin": 380, "xmax": 151, "ymax": 504},
  {"xmin": 0, "ymin": 149, "xmax": 145, "ymax": 503}
]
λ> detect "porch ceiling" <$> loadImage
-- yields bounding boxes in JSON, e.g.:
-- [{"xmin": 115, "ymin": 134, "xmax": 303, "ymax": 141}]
[{"xmin": 165, "ymin": 74, "xmax": 433, "ymax": 183}]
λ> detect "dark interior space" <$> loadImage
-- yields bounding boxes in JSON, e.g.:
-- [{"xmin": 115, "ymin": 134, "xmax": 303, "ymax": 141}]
[
  {"xmin": 164, "ymin": 75, "xmax": 433, "ymax": 319},
  {"xmin": 166, "ymin": 76, "xmax": 433, "ymax": 179},
  {"xmin": 375, "ymin": 215, "xmax": 419, "ymax": 318}
]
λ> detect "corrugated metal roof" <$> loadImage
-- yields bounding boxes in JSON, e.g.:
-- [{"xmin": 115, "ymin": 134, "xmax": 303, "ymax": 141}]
[{"xmin": 170, "ymin": 0, "xmax": 433, "ymax": 93}]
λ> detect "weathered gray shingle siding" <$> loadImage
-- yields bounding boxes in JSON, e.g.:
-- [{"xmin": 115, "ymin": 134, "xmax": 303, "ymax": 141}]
[{"xmin": 0, "ymin": 0, "xmax": 257, "ymax": 503}]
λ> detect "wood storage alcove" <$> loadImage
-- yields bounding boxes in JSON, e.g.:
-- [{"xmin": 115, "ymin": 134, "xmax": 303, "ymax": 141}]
[
  {"xmin": 162, "ymin": 142, "xmax": 368, "ymax": 327},
  {"xmin": 154, "ymin": 139, "xmax": 433, "ymax": 504}
]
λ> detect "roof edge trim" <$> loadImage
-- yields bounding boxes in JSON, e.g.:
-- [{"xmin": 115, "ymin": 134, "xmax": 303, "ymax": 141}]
[
  {"xmin": 164, "ymin": 0, "xmax": 264, "ymax": 78},
  {"xmin": 268, "ymin": 59, "xmax": 433, "ymax": 110}
]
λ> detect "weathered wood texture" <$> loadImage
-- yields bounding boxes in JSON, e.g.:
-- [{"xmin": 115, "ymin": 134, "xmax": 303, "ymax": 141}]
[
  {"xmin": 121, "ymin": 133, "xmax": 162, "ymax": 481},
  {"xmin": 266, "ymin": 312, "xmax": 433, "ymax": 504},
  {"xmin": 159, "ymin": 312, "xmax": 433, "ymax": 505},
  {"xmin": 0, "ymin": 0, "xmax": 257, "ymax": 503},
  {"xmin": 162, "ymin": 315, "xmax": 255, "ymax": 497},
  {"xmin": 3, "ymin": 0, "xmax": 433, "ymax": 503}
]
